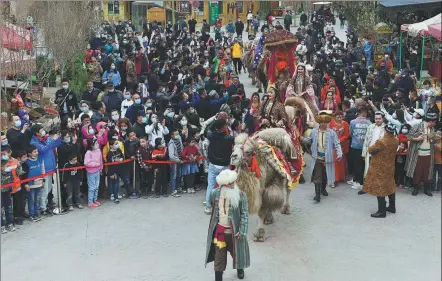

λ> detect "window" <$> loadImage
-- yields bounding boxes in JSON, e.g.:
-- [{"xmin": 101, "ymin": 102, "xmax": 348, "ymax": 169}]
[
  {"xmin": 237, "ymin": 1, "xmax": 243, "ymax": 14},
  {"xmin": 108, "ymin": 0, "xmax": 120, "ymax": 15},
  {"xmin": 218, "ymin": 1, "xmax": 223, "ymax": 15},
  {"xmin": 198, "ymin": 1, "xmax": 204, "ymax": 12}
]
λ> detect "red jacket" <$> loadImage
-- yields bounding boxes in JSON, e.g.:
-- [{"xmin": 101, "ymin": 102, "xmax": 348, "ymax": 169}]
[
  {"xmin": 181, "ymin": 145, "xmax": 200, "ymax": 161},
  {"xmin": 135, "ymin": 52, "xmax": 150, "ymax": 75}
]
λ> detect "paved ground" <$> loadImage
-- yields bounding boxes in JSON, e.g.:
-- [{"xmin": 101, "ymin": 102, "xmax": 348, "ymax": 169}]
[{"xmin": 2, "ymin": 20, "xmax": 441, "ymax": 281}]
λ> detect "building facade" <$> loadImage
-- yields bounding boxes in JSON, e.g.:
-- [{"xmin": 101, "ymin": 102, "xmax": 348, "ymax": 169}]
[{"xmin": 102, "ymin": 0, "xmax": 132, "ymax": 22}]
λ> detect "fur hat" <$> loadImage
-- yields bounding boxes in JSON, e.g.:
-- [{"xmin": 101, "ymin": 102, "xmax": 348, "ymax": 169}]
[
  {"xmin": 285, "ymin": 97, "xmax": 305, "ymax": 112},
  {"xmin": 216, "ymin": 169, "xmax": 238, "ymax": 186},
  {"xmin": 315, "ymin": 110, "xmax": 334, "ymax": 124}
]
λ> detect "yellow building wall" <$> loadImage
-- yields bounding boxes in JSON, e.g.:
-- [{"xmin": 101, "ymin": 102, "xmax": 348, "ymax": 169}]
[{"xmin": 103, "ymin": 0, "xmax": 130, "ymax": 21}]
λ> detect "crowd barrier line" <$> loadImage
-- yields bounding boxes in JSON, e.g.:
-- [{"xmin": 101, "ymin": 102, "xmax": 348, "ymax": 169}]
[{"xmin": 1, "ymin": 157, "xmax": 205, "ymax": 189}]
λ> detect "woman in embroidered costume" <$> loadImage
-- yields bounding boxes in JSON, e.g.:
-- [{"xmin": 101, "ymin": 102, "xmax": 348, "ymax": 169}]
[
  {"xmin": 205, "ymin": 170, "xmax": 250, "ymax": 281},
  {"xmin": 328, "ymin": 111, "xmax": 350, "ymax": 186},
  {"xmin": 259, "ymin": 86, "xmax": 288, "ymax": 130},
  {"xmin": 320, "ymin": 90, "xmax": 338, "ymax": 111},
  {"xmin": 286, "ymin": 64, "xmax": 319, "ymax": 129}
]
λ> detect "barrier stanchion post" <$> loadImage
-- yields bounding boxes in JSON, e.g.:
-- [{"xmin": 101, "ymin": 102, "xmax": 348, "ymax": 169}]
[
  {"xmin": 53, "ymin": 168, "xmax": 67, "ymax": 215},
  {"xmin": 132, "ymin": 160, "xmax": 136, "ymax": 194}
]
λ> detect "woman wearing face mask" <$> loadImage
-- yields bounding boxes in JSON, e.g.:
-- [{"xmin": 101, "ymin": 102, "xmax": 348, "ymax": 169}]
[
  {"xmin": 146, "ymin": 114, "xmax": 169, "ymax": 146},
  {"xmin": 118, "ymin": 118, "xmax": 132, "ymax": 142},
  {"xmin": 61, "ymin": 116, "xmax": 81, "ymax": 145},
  {"xmin": 102, "ymin": 63, "xmax": 121, "ymax": 88},
  {"xmin": 120, "ymin": 90, "xmax": 133, "ymax": 119},
  {"xmin": 6, "ymin": 116, "xmax": 32, "ymax": 157},
  {"xmin": 124, "ymin": 93, "xmax": 145, "ymax": 124},
  {"xmin": 109, "ymin": 109, "xmax": 121, "ymax": 130},
  {"xmin": 75, "ymin": 101, "xmax": 94, "ymax": 121}
]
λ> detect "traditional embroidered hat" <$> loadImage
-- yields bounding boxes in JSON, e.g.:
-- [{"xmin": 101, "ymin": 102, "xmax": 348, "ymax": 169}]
[
  {"xmin": 415, "ymin": 108, "xmax": 425, "ymax": 118},
  {"xmin": 315, "ymin": 110, "xmax": 334, "ymax": 123},
  {"xmin": 216, "ymin": 169, "xmax": 238, "ymax": 186},
  {"xmin": 385, "ymin": 122, "xmax": 396, "ymax": 133}
]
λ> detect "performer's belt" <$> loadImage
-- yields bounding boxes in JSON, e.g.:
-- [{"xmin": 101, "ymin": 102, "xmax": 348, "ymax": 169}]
[
  {"xmin": 318, "ymin": 152, "xmax": 325, "ymax": 157},
  {"xmin": 418, "ymin": 148, "xmax": 430, "ymax": 151}
]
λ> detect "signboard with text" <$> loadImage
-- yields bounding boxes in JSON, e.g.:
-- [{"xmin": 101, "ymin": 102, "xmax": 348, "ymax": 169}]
[{"xmin": 210, "ymin": 3, "xmax": 218, "ymax": 25}]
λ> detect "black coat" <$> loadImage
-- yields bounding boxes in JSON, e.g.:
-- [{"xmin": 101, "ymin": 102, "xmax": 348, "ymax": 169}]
[
  {"xmin": 55, "ymin": 88, "xmax": 79, "ymax": 116},
  {"xmin": 235, "ymin": 21, "xmax": 244, "ymax": 34},
  {"xmin": 196, "ymin": 97, "xmax": 211, "ymax": 120},
  {"xmin": 6, "ymin": 128, "xmax": 32, "ymax": 157},
  {"xmin": 207, "ymin": 130, "xmax": 234, "ymax": 166},
  {"xmin": 132, "ymin": 122, "xmax": 147, "ymax": 138},
  {"xmin": 82, "ymin": 88, "xmax": 101, "ymax": 102}
]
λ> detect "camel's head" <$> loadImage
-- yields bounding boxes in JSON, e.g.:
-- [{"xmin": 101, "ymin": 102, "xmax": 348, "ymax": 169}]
[{"xmin": 230, "ymin": 133, "xmax": 256, "ymax": 169}]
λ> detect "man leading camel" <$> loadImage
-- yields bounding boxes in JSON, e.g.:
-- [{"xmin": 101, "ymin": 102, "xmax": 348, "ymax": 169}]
[{"xmin": 205, "ymin": 169, "xmax": 250, "ymax": 281}]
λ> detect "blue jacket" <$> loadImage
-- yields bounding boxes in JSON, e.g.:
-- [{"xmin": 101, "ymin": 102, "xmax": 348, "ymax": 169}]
[
  {"xmin": 102, "ymin": 70, "xmax": 121, "ymax": 87},
  {"xmin": 226, "ymin": 23, "xmax": 235, "ymax": 33},
  {"xmin": 25, "ymin": 156, "xmax": 45, "ymax": 187},
  {"xmin": 30, "ymin": 136, "xmax": 62, "ymax": 172},
  {"xmin": 125, "ymin": 104, "xmax": 145, "ymax": 124}
]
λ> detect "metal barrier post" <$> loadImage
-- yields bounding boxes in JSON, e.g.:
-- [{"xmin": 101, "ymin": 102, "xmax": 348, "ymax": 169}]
[
  {"xmin": 133, "ymin": 160, "xmax": 136, "ymax": 194},
  {"xmin": 53, "ymin": 168, "xmax": 66, "ymax": 215}
]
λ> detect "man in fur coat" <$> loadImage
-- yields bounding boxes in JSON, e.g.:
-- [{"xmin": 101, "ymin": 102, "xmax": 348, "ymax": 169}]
[
  {"xmin": 306, "ymin": 110, "xmax": 342, "ymax": 203},
  {"xmin": 205, "ymin": 169, "xmax": 250, "ymax": 281},
  {"xmin": 362, "ymin": 123, "xmax": 399, "ymax": 218}
]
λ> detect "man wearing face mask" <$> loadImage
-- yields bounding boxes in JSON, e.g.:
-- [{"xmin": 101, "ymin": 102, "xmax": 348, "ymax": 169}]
[
  {"xmin": 55, "ymin": 79, "xmax": 79, "ymax": 118},
  {"xmin": 124, "ymin": 93, "xmax": 145, "ymax": 124},
  {"xmin": 82, "ymin": 81, "xmax": 101, "ymax": 102},
  {"xmin": 6, "ymin": 116, "xmax": 31, "ymax": 157},
  {"xmin": 90, "ymin": 101, "xmax": 107, "ymax": 127},
  {"xmin": 132, "ymin": 111, "xmax": 148, "ymax": 138},
  {"xmin": 30, "ymin": 125, "xmax": 62, "ymax": 215},
  {"xmin": 146, "ymin": 115, "xmax": 169, "ymax": 146},
  {"xmin": 101, "ymin": 83, "xmax": 124, "ymax": 115}
]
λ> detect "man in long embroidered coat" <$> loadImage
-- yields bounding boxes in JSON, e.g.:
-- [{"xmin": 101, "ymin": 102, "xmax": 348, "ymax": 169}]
[
  {"xmin": 205, "ymin": 169, "xmax": 250, "ymax": 281},
  {"xmin": 405, "ymin": 112, "xmax": 439, "ymax": 196},
  {"xmin": 362, "ymin": 123, "xmax": 399, "ymax": 218},
  {"xmin": 306, "ymin": 111, "xmax": 343, "ymax": 203}
]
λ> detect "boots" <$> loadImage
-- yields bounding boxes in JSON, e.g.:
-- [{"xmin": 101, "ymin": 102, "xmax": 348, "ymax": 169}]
[
  {"xmin": 237, "ymin": 269, "xmax": 245, "ymax": 279},
  {"xmin": 314, "ymin": 184, "xmax": 321, "ymax": 203},
  {"xmin": 386, "ymin": 193, "xmax": 396, "ymax": 213},
  {"xmin": 371, "ymin": 196, "xmax": 387, "ymax": 218},
  {"xmin": 424, "ymin": 183, "xmax": 433, "ymax": 197},
  {"xmin": 299, "ymin": 174, "xmax": 305, "ymax": 184},
  {"xmin": 215, "ymin": 271, "xmax": 223, "ymax": 281},
  {"xmin": 321, "ymin": 184, "xmax": 328, "ymax": 196},
  {"xmin": 412, "ymin": 184, "xmax": 419, "ymax": 196}
]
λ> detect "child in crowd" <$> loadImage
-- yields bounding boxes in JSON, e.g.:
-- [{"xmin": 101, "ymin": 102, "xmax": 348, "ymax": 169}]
[
  {"xmin": 84, "ymin": 139, "xmax": 103, "ymax": 208},
  {"xmin": 136, "ymin": 135, "xmax": 154, "ymax": 198},
  {"xmin": 106, "ymin": 138, "xmax": 127, "ymax": 203},
  {"xmin": 181, "ymin": 137, "xmax": 200, "ymax": 194},
  {"xmin": 168, "ymin": 129, "xmax": 183, "ymax": 197},
  {"xmin": 62, "ymin": 154, "xmax": 84, "ymax": 210},
  {"xmin": 2, "ymin": 145, "xmax": 25, "ymax": 224},
  {"xmin": 152, "ymin": 137, "xmax": 168, "ymax": 197},
  {"xmin": 395, "ymin": 124, "xmax": 410, "ymax": 189},
  {"xmin": 124, "ymin": 129, "xmax": 140, "ymax": 195},
  {"xmin": 14, "ymin": 150, "xmax": 28, "ymax": 225},
  {"xmin": 1, "ymin": 160, "xmax": 16, "ymax": 233},
  {"xmin": 25, "ymin": 145, "xmax": 44, "ymax": 222}
]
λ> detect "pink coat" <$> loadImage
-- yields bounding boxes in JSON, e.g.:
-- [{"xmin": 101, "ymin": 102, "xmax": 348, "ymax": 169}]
[{"xmin": 84, "ymin": 149, "xmax": 103, "ymax": 173}]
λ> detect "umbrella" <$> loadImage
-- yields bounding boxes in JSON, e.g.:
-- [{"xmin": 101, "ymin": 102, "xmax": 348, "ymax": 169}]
[{"xmin": 428, "ymin": 23, "xmax": 441, "ymax": 41}]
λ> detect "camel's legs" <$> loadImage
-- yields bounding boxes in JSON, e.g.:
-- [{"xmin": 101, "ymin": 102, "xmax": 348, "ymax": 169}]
[
  {"xmin": 263, "ymin": 210, "xmax": 274, "ymax": 225},
  {"xmin": 281, "ymin": 189, "xmax": 292, "ymax": 214},
  {"xmin": 254, "ymin": 210, "xmax": 266, "ymax": 242}
]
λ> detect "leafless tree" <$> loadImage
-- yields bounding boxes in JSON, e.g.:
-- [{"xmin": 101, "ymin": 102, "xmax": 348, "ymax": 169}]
[{"xmin": 29, "ymin": 1, "xmax": 100, "ymax": 79}]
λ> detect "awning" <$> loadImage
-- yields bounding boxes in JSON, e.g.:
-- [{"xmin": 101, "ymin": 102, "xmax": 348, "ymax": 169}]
[
  {"xmin": 401, "ymin": 13, "xmax": 441, "ymax": 37},
  {"xmin": 379, "ymin": 0, "xmax": 440, "ymax": 7},
  {"xmin": 428, "ymin": 23, "xmax": 442, "ymax": 41},
  {"xmin": 0, "ymin": 24, "xmax": 32, "ymax": 51}
]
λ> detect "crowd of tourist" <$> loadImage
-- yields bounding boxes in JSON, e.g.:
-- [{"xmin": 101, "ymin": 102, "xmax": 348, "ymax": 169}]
[{"xmin": 1, "ymin": 8, "xmax": 441, "ymax": 234}]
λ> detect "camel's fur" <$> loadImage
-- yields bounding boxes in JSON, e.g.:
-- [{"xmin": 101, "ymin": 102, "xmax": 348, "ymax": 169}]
[{"xmin": 231, "ymin": 130, "xmax": 293, "ymax": 241}]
